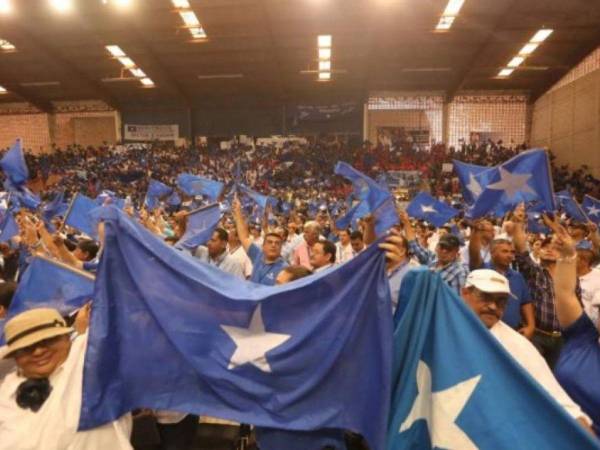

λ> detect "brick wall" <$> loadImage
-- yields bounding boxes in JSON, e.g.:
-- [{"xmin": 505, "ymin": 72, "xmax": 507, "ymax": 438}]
[{"xmin": 0, "ymin": 113, "xmax": 51, "ymax": 154}]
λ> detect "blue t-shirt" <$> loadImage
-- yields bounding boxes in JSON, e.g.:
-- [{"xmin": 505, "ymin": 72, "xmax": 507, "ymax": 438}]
[
  {"xmin": 484, "ymin": 264, "xmax": 531, "ymax": 328},
  {"xmin": 555, "ymin": 313, "xmax": 600, "ymax": 435},
  {"xmin": 247, "ymin": 243, "xmax": 287, "ymax": 286}
]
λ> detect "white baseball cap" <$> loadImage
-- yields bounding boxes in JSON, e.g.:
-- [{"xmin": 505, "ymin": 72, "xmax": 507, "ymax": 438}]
[{"xmin": 465, "ymin": 269, "xmax": 512, "ymax": 295}]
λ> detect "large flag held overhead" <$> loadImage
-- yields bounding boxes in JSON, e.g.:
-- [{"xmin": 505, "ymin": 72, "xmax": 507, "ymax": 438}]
[
  {"xmin": 387, "ymin": 269, "xmax": 599, "ymax": 450},
  {"xmin": 453, "ymin": 160, "xmax": 489, "ymax": 205},
  {"xmin": 7, "ymin": 256, "xmax": 95, "ymax": 318},
  {"xmin": 334, "ymin": 162, "xmax": 398, "ymax": 236},
  {"xmin": 80, "ymin": 208, "xmax": 392, "ymax": 450},
  {"xmin": 582, "ymin": 195, "xmax": 600, "ymax": 225},
  {"xmin": 0, "ymin": 139, "xmax": 29, "ymax": 187},
  {"xmin": 63, "ymin": 193, "xmax": 100, "ymax": 239},
  {"xmin": 406, "ymin": 192, "xmax": 459, "ymax": 227},
  {"xmin": 175, "ymin": 203, "xmax": 222, "ymax": 250},
  {"xmin": 177, "ymin": 173, "xmax": 224, "ymax": 201},
  {"xmin": 467, "ymin": 149, "xmax": 555, "ymax": 219}
]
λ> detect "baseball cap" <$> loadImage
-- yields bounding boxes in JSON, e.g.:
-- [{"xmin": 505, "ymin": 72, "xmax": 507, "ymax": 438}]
[
  {"xmin": 438, "ymin": 234, "xmax": 460, "ymax": 249},
  {"xmin": 465, "ymin": 269, "xmax": 512, "ymax": 295}
]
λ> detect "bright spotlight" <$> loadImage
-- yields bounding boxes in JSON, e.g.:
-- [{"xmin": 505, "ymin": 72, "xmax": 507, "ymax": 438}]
[
  {"xmin": 113, "ymin": 0, "xmax": 132, "ymax": 8},
  {"xmin": 49, "ymin": 0, "xmax": 73, "ymax": 13},
  {"xmin": 0, "ymin": 0, "xmax": 12, "ymax": 14}
]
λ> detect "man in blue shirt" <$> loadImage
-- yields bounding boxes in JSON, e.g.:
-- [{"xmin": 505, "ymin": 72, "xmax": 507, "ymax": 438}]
[{"xmin": 231, "ymin": 197, "xmax": 287, "ymax": 286}]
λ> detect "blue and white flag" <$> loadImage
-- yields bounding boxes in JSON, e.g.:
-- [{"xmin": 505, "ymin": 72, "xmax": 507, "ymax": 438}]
[
  {"xmin": 237, "ymin": 184, "xmax": 277, "ymax": 212},
  {"xmin": 145, "ymin": 179, "xmax": 173, "ymax": 211},
  {"xmin": 555, "ymin": 191, "xmax": 588, "ymax": 223},
  {"xmin": 64, "ymin": 193, "xmax": 99, "ymax": 239},
  {"xmin": 527, "ymin": 212, "xmax": 550, "ymax": 235},
  {"xmin": 453, "ymin": 160, "xmax": 490, "ymax": 205},
  {"xmin": 7, "ymin": 256, "xmax": 94, "ymax": 318},
  {"xmin": 175, "ymin": 203, "xmax": 222, "ymax": 250},
  {"xmin": 388, "ymin": 269, "xmax": 599, "ymax": 450},
  {"xmin": 0, "ymin": 139, "xmax": 29, "ymax": 187},
  {"xmin": 334, "ymin": 162, "xmax": 398, "ymax": 236},
  {"xmin": 96, "ymin": 190, "xmax": 125, "ymax": 210},
  {"xmin": 582, "ymin": 195, "xmax": 600, "ymax": 225},
  {"xmin": 0, "ymin": 208, "xmax": 18, "ymax": 242},
  {"xmin": 41, "ymin": 190, "xmax": 68, "ymax": 230},
  {"xmin": 177, "ymin": 173, "xmax": 224, "ymax": 201},
  {"xmin": 166, "ymin": 191, "xmax": 182, "ymax": 207},
  {"xmin": 406, "ymin": 192, "xmax": 459, "ymax": 228},
  {"xmin": 467, "ymin": 149, "xmax": 555, "ymax": 219},
  {"xmin": 6, "ymin": 182, "xmax": 41, "ymax": 211},
  {"xmin": 80, "ymin": 208, "xmax": 392, "ymax": 450}
]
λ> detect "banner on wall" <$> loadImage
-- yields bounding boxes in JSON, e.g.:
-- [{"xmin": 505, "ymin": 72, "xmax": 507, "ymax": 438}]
[
  {"xmin": 124, "ymin": 124, "xmax": 179, "ymax": 142},
  {"xmin": 294, "ymin": 103, "xmax": 358, "ymax": 122},
  {"xmin": 376, "ymin": 126, "xmax": 430, "ymax": 148}
]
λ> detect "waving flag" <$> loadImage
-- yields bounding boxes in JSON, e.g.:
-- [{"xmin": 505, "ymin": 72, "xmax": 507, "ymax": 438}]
[
  {"xmin": 177, "ymin": 173, "xmax": 224, "ymax": 201},
  {"xmin": 388, "ymin": 269, "xmax": 599, "ymax": 450},
  {"xmin": 555, "ymin": 191, "xmax": 588, "ymax": 223},
  {"xmin": 467, "ymin": 149, "xmax": 555, "ymax": 219},
  {"xmin": 0, "ymin": 139, "xmax": 29, "ymax": 187},
  {"xmin": 406, "ymin": 192, "xmax": 459, "ymax": 227},
  {"xmin": 95, "ymin": 190, "xmax": 125, "ymax": 210},
  {"xmin": 145, "ymin": 179, "xmax": 173, "ymax": 211},
  {"xmin": 334, "ymin": 162, "xmax": 398, "ymax": 236},
  {"xmin": 7, "ymin": 256, "xmax": 94, "ymax": 318},
  {"xmin": 582, "ymin": 195, "xmax": 600, "ymax": 225},
  {"xmin": 6, "ymin": 182, "xmax": 41, "ymax": 211},
  {"xmin": 175, "ymin": 203, "xmax": 222, "ymax": 250},
  {"xmin": 237, "ymin": 184, "xmax": 277, "ymax": 212},
  {"xmin": 453, "ymin": 160, "xmax": 490, "ymax": 205},
  {"xmin": 527, "ymin": 212, "xmax": 550, "ymax": 235},
  {"xmin": 41, "ymin": 191, "xmax": 68, "ymax": 230},
  {"xmin": 64, "ymin": 193, "xmax": 99, "ymax": 239},
  {"xmin": 0, "ymin": 208, "xmax": 18, "ymax": 242},
  {"xmin": 80, "ymin": 208, "xmax": 392, "ymax": 450},
  {"xmin": 166, "ymin": 191, "xmax": 182, "ymax": 207}
]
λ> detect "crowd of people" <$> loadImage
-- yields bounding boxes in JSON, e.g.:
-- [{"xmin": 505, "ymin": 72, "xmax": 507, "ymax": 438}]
[{"xmin": 0, "ymin": 135, "xmax": 599, "ymax": 450}]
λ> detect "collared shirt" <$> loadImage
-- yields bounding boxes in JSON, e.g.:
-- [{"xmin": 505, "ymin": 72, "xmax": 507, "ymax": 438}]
[
  {"xmin": 291, "ymin": 239, "xmax": 312, "ymax": 270},
  {"xmin": 313, "ymin": 263, "xmax": 333, "ymax": 273},
  {"xmin": 247, "ymin": 243, "xmax": 287, "ymax": 286},
  {"xmin": 515, "ymin": 252, "xmax": 582, "ymax": 333},
  {"xmin": 228, "ymin": 245, "xmax": 253, "ymax": 278},
  {"xmin": 335, "ymin": 242, "xmax": 355, "ymax": 265},
  {"xmin": 193, "ymin": 246, "xmax": 244, "ymax": 279},
  {"xmin": 388, "ymin": 260, "xmax": 419, "ymax": 313},
  {"xmin": 408, "ymin": 240, "xmax": 469, "ymax": 295},
  {"xmin": 490, "ymin": 320, "xmax": 587, "ymax": 422},
  {"xmin": 0, "ymin": 334, "xmax": 132, "ymax": 450},
  {"xmin": 483, "ymin": 263, "xmax": 531, "ymax": 329}
]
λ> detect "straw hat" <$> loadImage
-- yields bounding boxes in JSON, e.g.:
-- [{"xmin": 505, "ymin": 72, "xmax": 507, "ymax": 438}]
[{"xmin": 2, "ymin": 308, "xmax": 73, "ymax": 359}]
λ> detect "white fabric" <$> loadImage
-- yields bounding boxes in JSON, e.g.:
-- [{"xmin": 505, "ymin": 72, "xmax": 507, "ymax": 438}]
[
  {"xmin": 229, "ymin": 245, "xmax": 253, "ymax": 278},
  {"xmin": 580, "ymin": 268, "xmax": 600, "ymax": 324},
  {"xmin": 490, "ymin": 321, "xmax": 588, "ymax": 422},
  {"xmin": 335, "ymin": 242, "xmax": 354, "ymax": 265},
  {"xmin": 153, "ymin": 410, "xmax": 188, "ymax": 425},
  {"xmin": 0, "ymin": 334, "xmax": 132, "ymax": 450}
]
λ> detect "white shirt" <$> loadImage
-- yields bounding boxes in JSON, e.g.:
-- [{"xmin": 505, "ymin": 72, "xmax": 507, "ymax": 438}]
[
  {"xmin": 0, "ymin": 334, "xmax": 132, "ymax": 450},
  {"xmin": 490, "ymin": 321, "xmax": 588, "ymax": 422},
  {"xmin": 580, "ymin": 268, "xmax": 600, "ymax": 323},
  {"xmin": 335, "ymin": 242, "xmax": 355, "ymax": 265},
  {"xmin": 229, "ymin": 245, "xmax": 253, "ymax": 278}
]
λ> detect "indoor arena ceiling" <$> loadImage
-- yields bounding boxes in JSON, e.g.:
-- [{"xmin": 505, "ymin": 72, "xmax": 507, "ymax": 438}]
[{"xmin": 0, "ymin": 0, "xmax": 599, "ymax": 112}]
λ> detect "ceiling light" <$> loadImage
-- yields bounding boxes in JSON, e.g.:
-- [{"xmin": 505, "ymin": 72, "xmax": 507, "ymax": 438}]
[
  {"xmin": 180, "ymin": 10, "xmax": 200, "ymax": 26},
  {"xmin": 318, "ymin": 72, "xmax": 331, "ymax": 81},
  {"xmin": 105, "ymin": 45, "xmax": 126, "ymax": 57},
  {"xmin": 197, "ymin": 73, "xmax": 244, "ymax": 79},
  {"xmin": 129, "ymin": 67, "xmax": 146, "ymax": 78},
  {"xmin": 435, "ymin": 16, "xmax": 454, "ymax": 30},
  {"xmin": 318, "ymin": 48, "xmax": 331, "ymax": 60},
  {"xmin": 530, "ymin": 29, "xmax": 553, "ymax": 44},
  {"xmin": 190, "ymin": 27, "xmax": 207, "ymax": 39},
  {"xmin": 507, "ymin": 56, "xmax": 524, "ymax": 68},
  {"xmin": 442, "ymin": 0, "xmax": 465, "ymax": 17},
  {"xmin": 0, "ymin": 39, "xmax": 15, "ymax": 51},
  {"xmin": 519, "ymin": 43, "xmax": 538, "ymax": 56},
  {"xmin": 118, "ymin": 57, "xmax": 135, "ymax": 69},
  {"xmin": 318, "ymin": 35, "xmax": 332, "ymax": 48},
  {"xmin": 319, "ymin": 61, "xmax": 331, "ymax": 71},
  {"xmin": 0, "ymin": 85, "xmax": 7, "ymax": 93},
  {"xmin": 171, "ymin": 0, "xmax": 190, "ymax": 7},
  {"xmin": 140, "ymin": 77, "xmax": 155, "ymax": 87},
  {"xmin": 0, "ymin": 0, "xmax": 12, "ymax": 14},
  {"xmin": 49, "ymin": 0, "xmax": 73, "ymax": 13},
  {"xmin": 497, "ymin": 68, "xmax": 514, "ymax": 78}
]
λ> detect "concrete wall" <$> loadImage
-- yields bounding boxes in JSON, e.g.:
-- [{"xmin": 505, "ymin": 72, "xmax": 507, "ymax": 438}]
[{"xmin": 531, "ymin": 69, "xmax": 600, "ymax": 177}]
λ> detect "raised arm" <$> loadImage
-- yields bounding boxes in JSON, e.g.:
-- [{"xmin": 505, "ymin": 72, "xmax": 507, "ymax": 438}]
[
  {"xmin": 468, "ymin": 220, "xmax": 485, "ymax": 271},
  {"xmin": 231, "ymin": 196, "xmax": 252, "ymax": 252}
]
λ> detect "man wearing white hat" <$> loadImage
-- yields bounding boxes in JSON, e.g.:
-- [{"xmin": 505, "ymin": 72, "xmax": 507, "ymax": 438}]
[
  {"xmin": 462, "ymin": 269, "xmax": 593, "ymax": 432},
  {"xmin": 0, "ymin": 308, "xmax": 132, "ymax": 450}
]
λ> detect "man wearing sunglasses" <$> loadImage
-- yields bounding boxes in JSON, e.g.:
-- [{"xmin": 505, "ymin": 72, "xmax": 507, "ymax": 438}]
[{"xmin": 462, "ymin": 270, "xmax": 592, "ymax": 432}]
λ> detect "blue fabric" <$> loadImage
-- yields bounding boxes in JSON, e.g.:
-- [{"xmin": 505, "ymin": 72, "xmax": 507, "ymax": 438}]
[
  {"xmin": 237, "ymin": 184, "xmax": 277, "ymax": 212},
  {"xmin": 177, "ymin": 173, "xmax": 224, "ymax": 201},
  {"xmin": 0, "ymin": 209, "xmax": 18, "ymax": 242},
  {"xmin": 7, "ymin": 256, "xmax": 94, "ymax": 318},
  {"xmin": 247, "ymin": 243, "xmax": 287, "ymax": 286},
  {"xmin": 0, "ymin": 139, "xmax": 28, "ymax": 186},
  {"xmin": 555, "ymin": 191, "xmax": 588, "ymax": 223},
  {"xmin": 41, "ymin": 191, "xmax": 68, "ymax": 230},
  {"xmin": 582, "ymin": 195, "xmax": 600, "ymax": 225},
  {"xmin": 527, "ymin": 211, "xmax": 550, "ymax": 234},
  {"xmin": 555, "ymin": 313, "xmax": 600, "ymax": 436},
  {"xmin": 145, "ymin": 179, "xmax": 173, "ymax": 211},
  {"xmin": 467, "ymin": 150, "xmax": 556, "ymax": 219},
  {"xmin": 334, "ymin": 162, "xmax": 398, "ymax": 236},
  {"xmin": 453, "ymin": 160, "xmax": 489, "ymax": 205},
  {"xmin": 6, "ymin": 182, "xmax": 41, "ymax": 211},
  {"xmin": 406, "ymin": 192, "xmax": 459, "ymax": 227},
  {"xmin": 64, "ymin": 193, "xmax": 99, "ymax": 239},
  {"xmin": 166, "ymin": 191, "xmax": 181, "ymax": 207},
  {"xmin": 175, "ymin": 203, "xmax": 222, "ymax": 250},
  {"xmin": 95, "ymin": 191, "xmax": 125, "ymax": 210},
  {"xmin": 79, "ymin": 208, "xmax": 392, "ymax": 450},
  {"xmin": 388, "ymin": 268, "xmax": 599, "ymax": 450},
  {"xmin": 482, "ymin": 264, "xmax": 531, "ymax": 329}
]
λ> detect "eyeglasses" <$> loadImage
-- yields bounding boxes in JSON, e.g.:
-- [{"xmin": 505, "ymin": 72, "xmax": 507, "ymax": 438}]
[
  {"xmin": 473, "ymin": 290, "xmax": 509, "ymax": 308},
  {"xmin": 13, "ymin": 335, "xmax": 64, "ymax": 358}
]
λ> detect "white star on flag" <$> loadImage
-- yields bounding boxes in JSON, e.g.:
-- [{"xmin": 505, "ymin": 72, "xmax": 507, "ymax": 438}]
[
  {"xmin": 486, "ymin": 167, "xmax": 536, "ymax": 200},
  {"xmin": 221, "ymin": 304, "xmax": 291, "ymax": 373},
  {"xmin": 466, "ymin": 173, "xmax": 482, "ymax": 197},
  {"xmin": 400, "ymin": 360, "xmax": 481, "ymax": 450},
  {"xmin": 421, "ymin": 205, "xmax": 437, "ymax": 214},
  {"xmin": 587, "ymin": 205, "xmax": 600, "ymax": 217}
]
